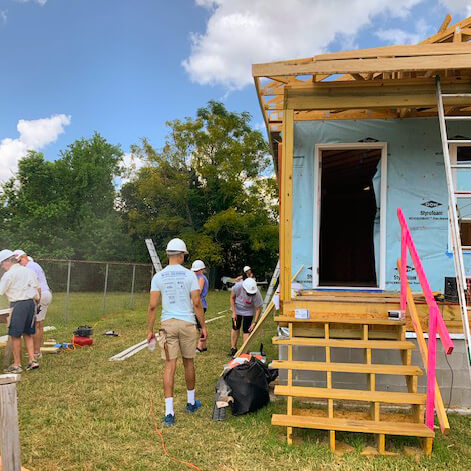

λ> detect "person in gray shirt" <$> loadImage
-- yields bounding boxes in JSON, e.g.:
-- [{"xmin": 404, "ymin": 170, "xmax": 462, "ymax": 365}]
[{"xmin": 229, "ymin": 278, "xmax": 262, "ymax": 357}]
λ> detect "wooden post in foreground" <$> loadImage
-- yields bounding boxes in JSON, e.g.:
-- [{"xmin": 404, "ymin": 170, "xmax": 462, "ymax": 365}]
[{"xmin": 0, "ymin": 374, "xmax": 22, "ymax": 471}]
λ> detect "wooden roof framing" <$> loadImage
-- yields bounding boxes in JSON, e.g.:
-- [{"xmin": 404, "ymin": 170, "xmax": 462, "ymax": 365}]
[{"xmin": 252, "ymin": 15, "xmax": 471, "ymax": 165}]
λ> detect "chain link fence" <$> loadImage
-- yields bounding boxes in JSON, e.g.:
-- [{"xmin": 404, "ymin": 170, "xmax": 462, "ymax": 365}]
[{"xmin": 0, "ymin": 259, "xmax": 154, "ymax": 330}]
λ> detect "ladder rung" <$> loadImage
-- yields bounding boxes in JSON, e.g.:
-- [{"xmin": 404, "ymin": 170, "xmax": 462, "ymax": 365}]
[
  {"xmin": 451, "ymin": 164, "xmax": 471, "ymax": 169},
  {"xmin": 442, "ymin": 93, "xmax": 471, "ymax": 98},
  {"xmin": 447, "ymin": 140, "xmax": 471, "ymax": 144},
  {"xmin": 445, "ymin": 116, "xmax": 471, "ymax": 120},
  {"xmin": 455, "ymin": 192, "xmax": 471, "ymax": 198}
]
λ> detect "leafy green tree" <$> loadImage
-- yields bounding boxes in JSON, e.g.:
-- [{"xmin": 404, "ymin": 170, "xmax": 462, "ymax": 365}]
[
  {"xmin": 0, "ymin": 133, "xmax": 134, "ymax": 261},
  {"xmin": 121, "ymin": 101, "xmax": 278, "ymax": 281}
]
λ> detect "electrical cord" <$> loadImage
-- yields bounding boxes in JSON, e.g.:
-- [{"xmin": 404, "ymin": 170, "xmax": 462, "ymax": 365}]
[
  {"xmin": 443, "ymin": 349, "xmax": 454, "ymax": 412},
  {"xmin": 149, "ymin": 389, "xmax": 203, "ymax": 471}
]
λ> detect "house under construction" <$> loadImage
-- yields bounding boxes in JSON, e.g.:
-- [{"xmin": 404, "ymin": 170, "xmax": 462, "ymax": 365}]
[{"xmin": 253, "ymin": 14, "xmax": 471, "ymax": 454}]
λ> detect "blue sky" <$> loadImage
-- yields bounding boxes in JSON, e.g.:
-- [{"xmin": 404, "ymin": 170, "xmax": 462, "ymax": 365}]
[{"xmin": 0, "ymin": 0, "xmax": 469, "ymax": 181}]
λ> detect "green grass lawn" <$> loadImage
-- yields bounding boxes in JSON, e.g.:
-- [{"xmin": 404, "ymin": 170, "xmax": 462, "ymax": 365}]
[{"xmin": 9, "ymin": 290, "xmax": 471, "ymax": 470}]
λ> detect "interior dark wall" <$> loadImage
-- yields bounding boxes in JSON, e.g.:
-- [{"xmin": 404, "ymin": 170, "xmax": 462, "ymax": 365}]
[{"xmin": 319, "ymin": 149, "xmax": 381, "ymax": 286}]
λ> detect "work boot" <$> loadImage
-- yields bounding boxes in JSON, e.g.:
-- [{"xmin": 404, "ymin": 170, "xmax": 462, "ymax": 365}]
[{"xmin": 186, "ymin": 400, "xmax": 202, "ymax": 413}]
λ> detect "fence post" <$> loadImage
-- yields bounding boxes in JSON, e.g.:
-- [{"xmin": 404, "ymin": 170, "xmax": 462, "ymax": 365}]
[
  {"xmin": 65, "ymin": 260, "xmax": 72, "ymax": 326},
  {"xmin": 130, "ymin": 264, "xmax": 136, "ymax": 309},
  {"xmin": 102, "ymin": 263, "xmax": 109, "ymax": 314},
  {"xmin": 0, "ymin": 374, "xmax": 22, "ymax": 471}
]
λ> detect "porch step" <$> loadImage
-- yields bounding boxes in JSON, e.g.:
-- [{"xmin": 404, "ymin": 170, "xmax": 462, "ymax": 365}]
[
  {"xmin": 271, "ymin": 414, "xmax": 434, "ymax": 438},
  {"xmin": 274, "ymin": 385, "xmax": 426, "ymax": 405},
  {"xmin": 273, "ymin": 336, "xmax": 415, "ymax": 350},
  {"xmin": 271, "ymin": 360, "xmax": 423, "ymax": 376},
  {"xmin": 275, "ymin": 315, "xmax": 405, "ymax": 326}
]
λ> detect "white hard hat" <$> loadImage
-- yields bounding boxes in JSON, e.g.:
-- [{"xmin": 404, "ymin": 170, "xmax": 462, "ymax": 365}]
[
  {"xmin": 191, "ymin": 260, "xmax": 206, "ymax": 271},
  {"xmin": 13, "ymin": 249, "xmax": 26, "ymax": 259},
  {"xmin": 166, "ymin": 238, "xmax": 188, "ymax": 254},
  {"xmin": 242, "ymin": 277, "xmax": 258, "ymax": 295},
  {"xmin": 0, "ymin": 249, "xmax": 14, "ymax": 263},
  {"xmin": 243, "ymin": 265, "xmax": 251, "ymax": 273}
]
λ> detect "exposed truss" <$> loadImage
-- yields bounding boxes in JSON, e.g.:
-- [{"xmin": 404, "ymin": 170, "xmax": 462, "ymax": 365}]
[{"xmin": 252, "ymin": 15, "xmax": 471, "ymax": 163}]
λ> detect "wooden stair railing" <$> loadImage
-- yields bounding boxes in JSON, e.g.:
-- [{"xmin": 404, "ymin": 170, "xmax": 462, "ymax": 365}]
[{"xmin": 397, "ymin": 207, "xmax": 453, "ymax": 432}]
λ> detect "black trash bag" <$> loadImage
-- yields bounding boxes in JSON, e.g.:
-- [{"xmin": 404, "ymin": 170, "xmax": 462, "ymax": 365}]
[{"xmin": 223, "ymin": 357, "xmax": 279, "ymax": 416}]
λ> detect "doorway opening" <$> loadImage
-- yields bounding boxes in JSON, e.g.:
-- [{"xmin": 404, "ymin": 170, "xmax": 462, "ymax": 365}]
[{"xmin": 318, "ymin": 148, "xmax": 381, "ymax": 287}]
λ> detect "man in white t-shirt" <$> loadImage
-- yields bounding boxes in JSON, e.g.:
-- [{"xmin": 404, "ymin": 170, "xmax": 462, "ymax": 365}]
[
  {"xmin": 0, "ymin": 249, "xmax": 40, "ymax": 373},
  {"xmin": 147, "ymin": 238, "xmax": 207, "ymax": 427},
  {"xmin": 14, "ymin": 250, "xmax": 52, "ymax": 359}
]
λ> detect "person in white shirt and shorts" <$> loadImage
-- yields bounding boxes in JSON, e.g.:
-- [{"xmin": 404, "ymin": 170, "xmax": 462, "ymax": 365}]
[
  {"xmin": 147, "ymin": 238, "xmax": 207, "ymax": 427},
  {"xmin": 14, "ymin": 250, "xmax": 52, "ymax": 359},
  {"xmin": 0, "ymin": 250, "xmax": 40, "ymax": 373}
]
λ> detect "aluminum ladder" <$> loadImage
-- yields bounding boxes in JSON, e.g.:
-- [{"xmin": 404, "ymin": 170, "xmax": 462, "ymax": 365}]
[
  {"xmin": 145, "ymin": 238, "xmax": 163, "ymax": 272},
  {"xmin": 436, "ymin": 75, "xmax": 471, "ymax": 379},
  {"xmin": 262, "ymin": 260, "xmax": 280, "ymax": 312}
]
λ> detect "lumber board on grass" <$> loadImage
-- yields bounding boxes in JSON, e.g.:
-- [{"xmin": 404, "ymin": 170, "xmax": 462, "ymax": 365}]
[
  {"xmin": 270, "ymin": 360, "xmax": 423, "ymax": 376},
  {"xmin": 109, "ymin": 340, "xmax": 147, "ymax": 361},
  {"xmin": 275, "ymin": 315, "xmax": 404, "ymax": 326},
  {"xmin": 271, "ymin": 414, "xmax": 434, "ymax": 437},
  {"xmin": 274, "ymin": 385, "xmax": 426, "ymax": 405},
  {"xmin": 273, "ymin": 336, "xmax": 416, "ymax": 350}
]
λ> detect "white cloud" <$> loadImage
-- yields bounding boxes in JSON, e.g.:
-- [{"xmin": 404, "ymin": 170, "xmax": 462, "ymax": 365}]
[
  {"xmin": 0, "ymin": 114, "xmax": 71, "ymax": 183},
  {"xmin": 182, "ymin": 0, "xmax": 424, "ymax": 89},
  {"xmin": 439, "ymin": 0, "xmax": 471, "ymax": 13},
  {"xmin": 375, "ymin": 18, "xmax": 431, "ymax": 45},
  {"xmin": 14, "ymin": 0, "xmax": 47, "ymax": 5},
  {"xmin": 0, "ymin": 10, "xmax": 7, "ymax": 24}
]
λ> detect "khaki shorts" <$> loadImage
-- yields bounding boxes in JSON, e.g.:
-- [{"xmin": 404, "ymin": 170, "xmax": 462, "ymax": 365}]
[
  {"xmin": 37, "ymin": 290, "xmax": 52, "ymax": 322},
  {"xmin": 160, "ymin": 319, "xmax": 198, "ymax": 360}
]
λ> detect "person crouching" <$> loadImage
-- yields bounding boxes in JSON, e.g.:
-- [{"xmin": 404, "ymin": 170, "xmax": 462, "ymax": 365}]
[{"xmin": 0, "ymin": 250, "xmax": 40, "ymax": 373}]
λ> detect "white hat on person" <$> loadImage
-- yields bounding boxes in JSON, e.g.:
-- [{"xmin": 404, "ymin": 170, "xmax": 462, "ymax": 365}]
[
  {"xmin": 13, "ymin": 249, "xmax": 26, "ymax": 259},
  {"xmin": 191, "ymin": 260, "xmax": 206, "ymax": 271},
  {"xmin": 0, "ymin": 249, "xmax": 14, "ymax": 263},
  {"xmin": 166, "ymin": 238, "xmax": 188, "ymax": 254},
  {"xmin": 242, "ymin": 277, "xmax": 258, "ymax": 295},
  {"xmin": 243, "ymin": 265, "xmax": 251, "ymax": 273}
]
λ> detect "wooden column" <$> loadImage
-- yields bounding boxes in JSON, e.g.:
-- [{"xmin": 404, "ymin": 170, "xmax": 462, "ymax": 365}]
[
  {"xmin": 325, "ymin": 323, "xmax": 335, "ymax": 452},
  {"xmin": 0, "ymin": 374, "xmax": 22, "ymax": 471},
  {"xmin": 287, "ymin": 322, "xmax": 293, "ymax": 445},
  {"xmin": 279, "ymin": 108, "xmax": 294, "ymax": 306}
]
